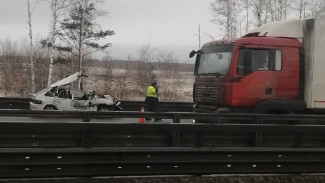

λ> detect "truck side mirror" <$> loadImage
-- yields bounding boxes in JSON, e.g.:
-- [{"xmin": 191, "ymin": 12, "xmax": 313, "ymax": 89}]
[{"xmin": 189, "ymin": 50, "xmax": 197, "ymax": 58}]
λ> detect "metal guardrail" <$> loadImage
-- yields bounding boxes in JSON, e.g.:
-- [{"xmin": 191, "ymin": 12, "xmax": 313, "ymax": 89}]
[
  {"xmin": 1, "ymin": 147, "xmax": 325, "ymax": 178},
  {"xmin": 0, "ymin": 97, "xmax": 193, "ymax": 112},
  {"xmin": 2, "ymin": 109, "xmax": 325, "ymax": 123},
  {"xmin": 121, "ymin": 101, "xmax": 193, "ymax": 112},
  {"xmin": 0, "ymin": 97, "xmax": 31, "ymax": 109},
  {"xmin": 1, "ymin": 110, "xmax": 325, "ymax": 177}
]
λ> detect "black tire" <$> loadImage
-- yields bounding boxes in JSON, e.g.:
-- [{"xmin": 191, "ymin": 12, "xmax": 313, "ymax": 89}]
[
  {"xmin": 97, "ymin": 105, "xmax": 113, "ymax": 111},
  {"xmin": 43, "ymin": 105, "xmax": 57, "ymax": 110}
]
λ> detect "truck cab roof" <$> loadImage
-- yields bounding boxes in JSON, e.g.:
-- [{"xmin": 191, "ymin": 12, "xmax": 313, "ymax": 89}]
[
  {"xmin": 202, "ymin": 36, "xmax": 301, "ymax": 49},
  {"xmin": 202, "ymin": 38, "xmax": 236, "ymax": 48},
  {"xmin": 245, "ymin": 19, "xmax": 303, "ymax": 41}
]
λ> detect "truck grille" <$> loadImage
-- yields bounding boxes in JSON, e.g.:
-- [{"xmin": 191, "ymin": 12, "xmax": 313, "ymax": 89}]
[{"xmin": 195, "ymin": 85, "xmax": 218, "ymax": 103}]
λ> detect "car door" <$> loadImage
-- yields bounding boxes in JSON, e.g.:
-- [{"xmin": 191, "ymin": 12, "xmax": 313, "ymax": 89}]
[
  {"xmin": 53, "ymin": 88, "xmax": 73, "ymax": 110},
  {"xmin": 70, "ymin": 89, "xmax": 90, "ymax": 110}
]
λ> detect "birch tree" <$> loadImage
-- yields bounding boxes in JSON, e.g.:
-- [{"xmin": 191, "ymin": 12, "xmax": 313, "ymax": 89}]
[
  {"xmin": 244, "ymin": 0, "xmax": 252, "ymax": 33},
  {"xmin": 310, "ymin": 0, "xmax": 325, "ymax": 18},
  {"xmin": 253, "ymin": 0, "xmax": 264, "ymax": 26},
  {"xmin": 40, "ymin": 0, "xmax": 69, "ymax": 86},
  {"xmin": 56, "ymin": 0, "xmax": 114, "ymax": 89},
  {"xmin": 136, "ymin": 43, "xmax": 155, "ymax": 89},
  {"xmin": 210, "ymin": 0, "xmax": 239, "ymax": 38},
  {"xmin": 294, "ymin": 0, "xmax": 308, "ymax": 19},
  {"xmin": 27, "ymin": 0, "xmax": 36, "ymax": 94},
  {"xmin": 266, "ymin": 0, "xmax": 291, "ymax": 21}
]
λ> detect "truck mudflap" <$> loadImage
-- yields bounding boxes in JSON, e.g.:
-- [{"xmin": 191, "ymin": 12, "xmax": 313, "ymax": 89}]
[{"xmin": 253, "ymin": 99, "xmax": 306, "ymax": 113}]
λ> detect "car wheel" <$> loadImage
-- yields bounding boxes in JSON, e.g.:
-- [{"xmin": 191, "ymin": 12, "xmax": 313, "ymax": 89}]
[
  {"xmin": 97, "ymin": 105, "xmax": 112, "ymax": 111},
  {"xmin": 44, "ymin": 105, "xmax": 57, "ymax": 110}
]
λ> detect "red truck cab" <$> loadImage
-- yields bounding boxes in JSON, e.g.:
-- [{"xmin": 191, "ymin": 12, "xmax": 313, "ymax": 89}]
[{"xmin": 192, "ymin": 36, "xmax": 305, "ymax": 113}]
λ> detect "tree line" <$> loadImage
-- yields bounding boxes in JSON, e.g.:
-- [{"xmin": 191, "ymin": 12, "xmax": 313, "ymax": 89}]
[{"xmin": 210, "ymin": 0, "xmax": 325, "ymax": 38}]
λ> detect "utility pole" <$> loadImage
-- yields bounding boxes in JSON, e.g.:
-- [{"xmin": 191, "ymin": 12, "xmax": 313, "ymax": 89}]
[{"xmin": 193, "ymin": 23, "xmax": 201, "ymax": 50}]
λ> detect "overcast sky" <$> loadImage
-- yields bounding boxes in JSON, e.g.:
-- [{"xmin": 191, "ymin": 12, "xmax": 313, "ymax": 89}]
[{"xmin": 0, "ymin": 0, "xmax": 218, "ymax": 62}]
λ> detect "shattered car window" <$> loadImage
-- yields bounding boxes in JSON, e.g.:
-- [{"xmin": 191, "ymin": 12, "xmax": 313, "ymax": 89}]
[
  {"xmin": 57, "ymin": 89, "xmax": 68, "ymax": 98},
  {"xmin": 71, "ymin": 89, "xmax": 86, "ymax": 100},
  {"xmin": 45, "ymin": 88, "xmax": 56, "ymax": 97}
]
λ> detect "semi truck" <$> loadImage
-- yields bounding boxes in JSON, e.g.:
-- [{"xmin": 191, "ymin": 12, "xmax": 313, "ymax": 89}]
[{"xmin": 190, "ymin": 18, "xmax": 325, "ymax": 114}]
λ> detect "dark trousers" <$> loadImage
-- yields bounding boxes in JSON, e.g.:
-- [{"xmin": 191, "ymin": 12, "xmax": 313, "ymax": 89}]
[{"xmin": 145, "ymin": 96, "xmax": 159, "ymax": 120}]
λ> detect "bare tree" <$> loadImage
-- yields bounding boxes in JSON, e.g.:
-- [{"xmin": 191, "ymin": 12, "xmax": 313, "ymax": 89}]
[
  {"xmin": 244, "ymin": 0, "xmax": 252, "ymax": 33},
  {"xmin": 283, "ymin": 0, "xmax": 325, "ymax": 19},
  {"xmin": 0, "ymin": 38, "xmax": 17, "ymax": 95},
  {"xmin": 41, "ymin": 0, "xmax": 69, "ymax": 86},
  {"xmin": 299, "ymin": 0, "xmax": 307, "ymax": 19},
  {"xmin": 157, "ymin": 50, "xmax": 176, "ymax": 71},
  {"xmin": 138, "ymin": 43, "xmax": 155, "ymax": 63},
  {"xmin": 0, "ymin": 37, "xmax": 37, "ymax": 97},
  {"xmin": 210, "ymin": 0, "xmax": 239, "ymax": 38},
  {"xmin": 55, "ymin": 0, "xmax": 114, "ymax": 89},
  {"xmin": 310, "ymin": 0, "xmax": 325, "ymax": 18},
  {"xmin": 34, "ymin": 36, "xmax": 51, "ymax": 90},
  {"xmin": 156, "ymin": 51, "xmax": 181, "ymax": 101},
  {"xmin": 137, "ymin": 43, "xmax": 155, "ymax": 86},
  {"xmin": 253, "ymin": 0, "xmax": 264, "ymax": 26},
  {"xmin": 26, "ymin": 0, "xmax": 36, "ymax": 94},
  {"xmin": 267, "ymin": 0, "xmax": 291, "ymax": 21}
]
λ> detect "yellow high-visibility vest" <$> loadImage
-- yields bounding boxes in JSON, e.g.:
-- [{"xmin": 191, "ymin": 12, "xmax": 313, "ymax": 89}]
[{"xmin": 146, "ymin": 86, "xmax": 158, "ymax": 97}]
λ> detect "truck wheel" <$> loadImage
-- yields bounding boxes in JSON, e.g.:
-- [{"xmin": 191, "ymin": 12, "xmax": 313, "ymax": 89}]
[
  {"xmin": 44, "ymin": 105, "xmax": 57, "ymax": 110},
  {"xmin": 97, "ymin": 105, "xmax": 112, "ymax": 111}
]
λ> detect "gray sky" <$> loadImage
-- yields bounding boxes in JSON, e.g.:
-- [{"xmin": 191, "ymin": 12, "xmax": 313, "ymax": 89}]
[{"xmin": 0, "ymin": 0, "xmax": 217, "ymax": 62}]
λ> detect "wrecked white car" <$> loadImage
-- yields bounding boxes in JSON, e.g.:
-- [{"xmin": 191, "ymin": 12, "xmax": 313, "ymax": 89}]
[{"xmin": 30, "ymin": 72, "xmax": 122, "ymax": 111}]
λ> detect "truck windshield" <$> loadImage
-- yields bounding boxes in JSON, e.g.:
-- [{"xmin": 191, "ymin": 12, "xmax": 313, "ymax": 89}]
[{"xmin": 197, "ymin": 44, "xmax": 233, "ymax": 75}]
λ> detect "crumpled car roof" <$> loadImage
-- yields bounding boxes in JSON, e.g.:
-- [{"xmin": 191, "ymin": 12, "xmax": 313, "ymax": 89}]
[{"xmin": 49, "ymin": 72, "xmax": 81, "ymax": 88}]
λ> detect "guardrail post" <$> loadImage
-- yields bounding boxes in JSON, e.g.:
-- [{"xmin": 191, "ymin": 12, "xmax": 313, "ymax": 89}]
[
  {"xmin": 290, "ymin": 121, "xmax": 303, "ymax": 148},
  {"xmin": 82, "ymin": 112, "xmax": 91, "ymax": 148},
  {"xmin": 294, "ymin": 132, "xmax": 303, "ymax": 147},
  {"xmin": 172, "ymin": 113, "xmax": 180, "ymax": 123},
  {"xmin": 172, "ymin": 131, "xmax": 180, "ymax": 147},
  {"xmin": 196, "ymin": 131, "xmax": 203, "ymax": 147},
  {"xmin": 254, "ymin": 115, "xmax": 263, "ymax": 147},
  {"xmin": 83, "ymin": 112, "xmax": 91, "ymax": 122}
]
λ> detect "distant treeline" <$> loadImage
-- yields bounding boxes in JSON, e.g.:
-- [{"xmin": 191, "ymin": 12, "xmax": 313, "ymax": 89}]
[
  {"xmin": 0, "ymin": 54, "xmax": 194, "ymax": 99},
  {"xmin": 86, "ymin": 59, "xmax": 194, "ymax": 72}
]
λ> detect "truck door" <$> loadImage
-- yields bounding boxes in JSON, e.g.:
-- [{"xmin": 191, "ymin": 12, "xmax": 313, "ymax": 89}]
[{"xmin": 233, "ymin": 47, "xmax": 281, "ymax": 107}]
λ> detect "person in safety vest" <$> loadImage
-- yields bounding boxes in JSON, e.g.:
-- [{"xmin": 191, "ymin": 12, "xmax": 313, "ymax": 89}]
[{"xmin": 145, "ymin": 82, "xmax": 160, "ymax": 121}]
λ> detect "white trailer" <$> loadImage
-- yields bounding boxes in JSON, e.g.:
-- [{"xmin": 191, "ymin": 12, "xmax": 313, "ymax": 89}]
[{"xmin": 303, "ymin": 19, "xmax": 325, "ymax": 109}]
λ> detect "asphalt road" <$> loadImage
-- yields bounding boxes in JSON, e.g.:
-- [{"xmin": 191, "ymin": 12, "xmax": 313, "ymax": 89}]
[{"xmin": 1, "ymin": 174, "xmax": 325, "ymax": 183}]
